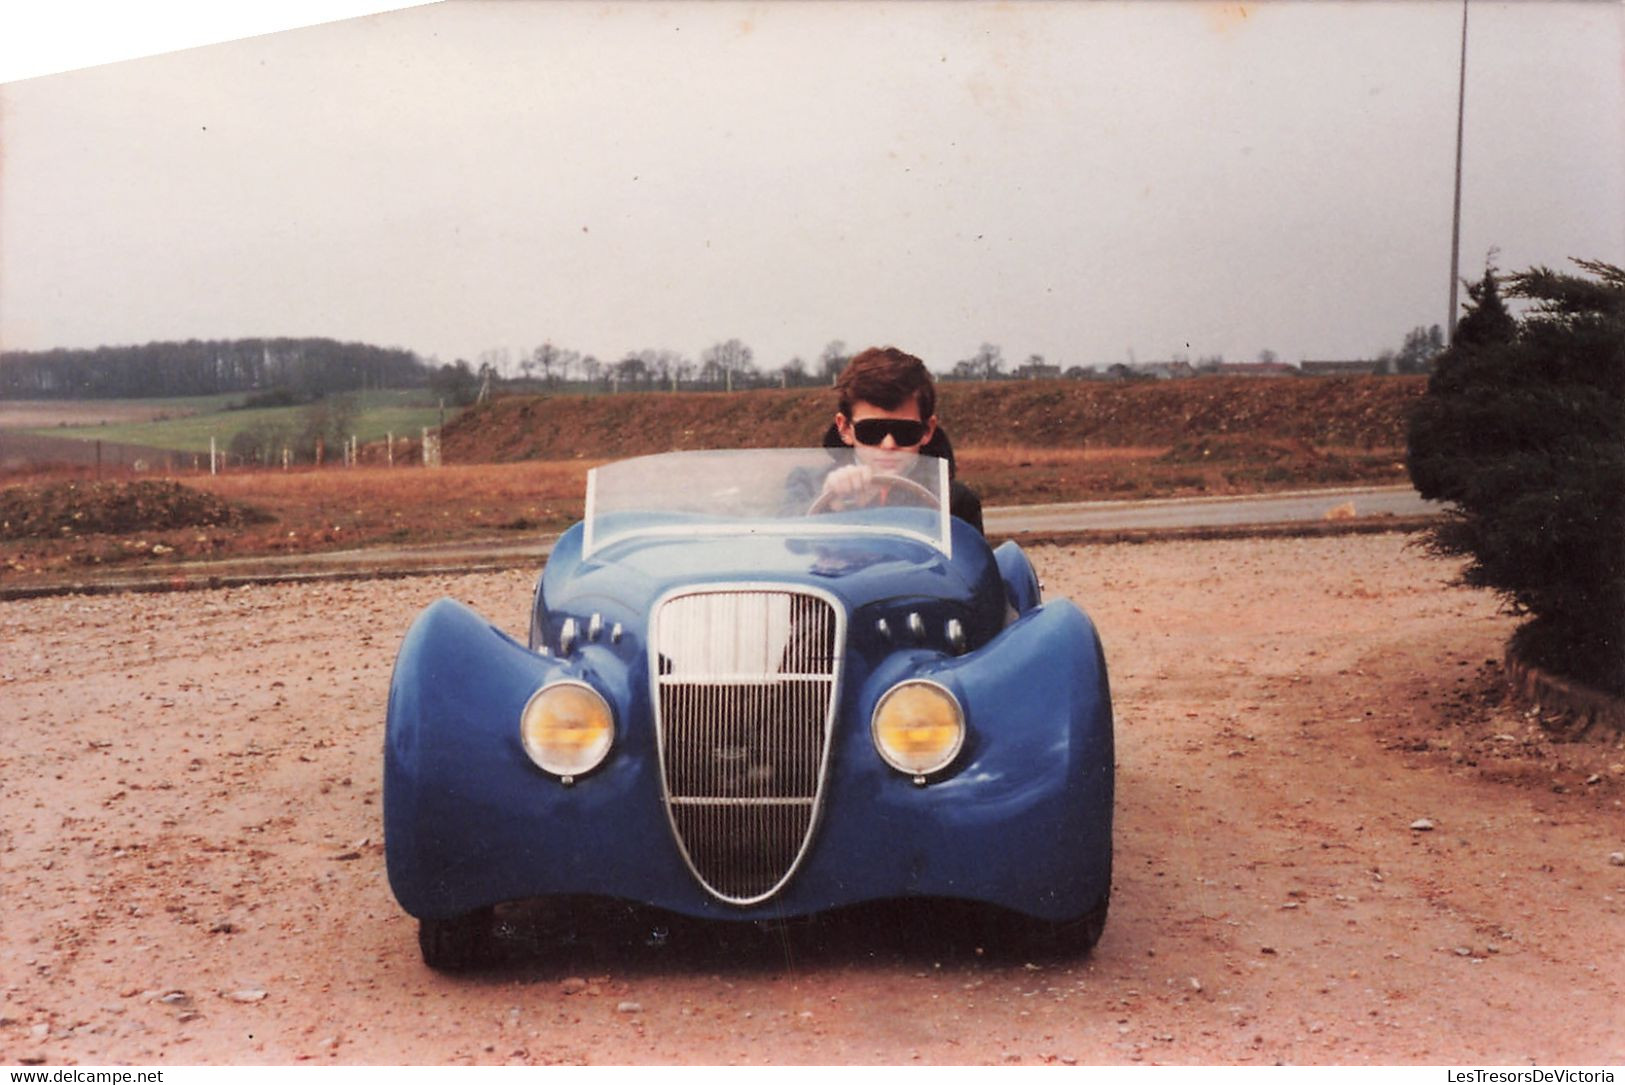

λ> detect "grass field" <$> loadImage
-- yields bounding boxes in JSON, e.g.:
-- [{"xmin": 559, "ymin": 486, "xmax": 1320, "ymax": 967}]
[
  {"xmin": 3, "ymin": 389, "xmax": 453, "ymax": 454},
  {"xmin": 0, "ymin": 393, "xmax": 243, "ymax": 428}
]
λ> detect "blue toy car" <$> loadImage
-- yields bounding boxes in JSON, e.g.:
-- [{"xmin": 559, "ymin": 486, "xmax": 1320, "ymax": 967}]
[{"xmin": 384, "ymin": 448, "xmax": 1113, "ymax": 969}]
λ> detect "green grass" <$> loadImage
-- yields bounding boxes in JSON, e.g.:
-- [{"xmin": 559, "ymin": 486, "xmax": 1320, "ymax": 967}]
[{"xmin": 14, "ymin": 389, "xmax": 454, "ymax": 453}]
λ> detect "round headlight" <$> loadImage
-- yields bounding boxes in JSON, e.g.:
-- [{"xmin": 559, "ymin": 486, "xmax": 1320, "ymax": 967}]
[
  {"xmin": 872, "ymin": 679, "xmax": 964, "ymax": 777},
  {"xmin": 520, "ymin": 681, "xmax": 614, "ymax": 778}
]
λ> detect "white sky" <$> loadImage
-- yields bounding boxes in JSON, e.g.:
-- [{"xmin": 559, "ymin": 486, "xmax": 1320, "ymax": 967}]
[{"xmin": 2, "ymin": 0, "xmax": 1621, "ymax": 375}]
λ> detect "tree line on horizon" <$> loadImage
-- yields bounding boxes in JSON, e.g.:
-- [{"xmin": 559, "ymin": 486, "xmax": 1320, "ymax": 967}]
[
  {"xmin": 3, "ymin": 323, "xmax": 1443, "ymax": 408},
  {"xmin": 0, "ymin": 338, "xmax": 430, "ymax": 401}
]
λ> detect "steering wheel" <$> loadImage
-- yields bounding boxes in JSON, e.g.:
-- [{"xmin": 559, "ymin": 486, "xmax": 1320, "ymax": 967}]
[{"xmin": 807, "ymin": 472, "xmax": 939, "ymax": 515}]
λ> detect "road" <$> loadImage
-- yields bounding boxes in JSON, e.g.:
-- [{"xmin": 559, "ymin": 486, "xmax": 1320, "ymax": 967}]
[{"xmin": 986, "ymin": 485, "xmax": 1441, "ymax": 535}]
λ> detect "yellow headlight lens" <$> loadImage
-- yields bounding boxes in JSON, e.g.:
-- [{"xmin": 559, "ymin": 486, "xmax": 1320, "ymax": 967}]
[
  {"xmin": 520, "ymin": 681, "xmax": 614, "ymax": 778},
  {"xmin": 872, "ymin": 680, "xmax": 964, "ymax": 776}
]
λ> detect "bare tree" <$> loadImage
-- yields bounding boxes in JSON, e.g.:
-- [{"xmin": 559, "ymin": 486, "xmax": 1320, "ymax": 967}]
[
  {"xmin": 701, "ymin": 339, "xmax": 756, "ymax": 390},
  {"xmin": 959, "ymin": 342, "xmax": 1003, "ymax": 380},
  {"xmin": 530, "ymin": 342, "xmax": 564, "ymax": 385},
  {"xmin": 819, "ymin": 340, "xmax": 850, "ymax": 382}
]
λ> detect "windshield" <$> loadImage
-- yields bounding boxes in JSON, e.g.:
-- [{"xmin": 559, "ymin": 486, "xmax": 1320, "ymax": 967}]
[{"xmin": 584, "ymin": 448, "xmax": 951, "ymax": 557}]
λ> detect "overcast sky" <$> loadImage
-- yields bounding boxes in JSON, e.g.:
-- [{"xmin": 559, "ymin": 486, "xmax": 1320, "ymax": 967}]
[{"xmin": 2, "ymin": 1, "xmax": 1621, "ymax": 375}]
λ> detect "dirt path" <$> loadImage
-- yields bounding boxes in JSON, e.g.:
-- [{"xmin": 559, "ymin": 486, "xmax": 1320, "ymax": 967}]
[{"xmin": 2, "ymin": 534, "xmax": 1621, "ymax": 1065}]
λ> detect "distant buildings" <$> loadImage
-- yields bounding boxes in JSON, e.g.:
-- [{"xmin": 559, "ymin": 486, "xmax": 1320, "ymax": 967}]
[
  {"xmin": 1204, "ymin": 360, "xmax": 1299, "ymax": 378},
  {"xmin": 1300, "ymin": 359, "xmax": 1385, "ymax": 377},
  {"xmin": 940, "ymin": 356, "xmax": 1401, "ymax": 382}
]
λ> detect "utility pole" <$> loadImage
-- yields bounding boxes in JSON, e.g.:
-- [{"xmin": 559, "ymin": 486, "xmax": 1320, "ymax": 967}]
[{"xmin": 1447, "ymin": 0, "xmax": 1469, "ymax": 343}]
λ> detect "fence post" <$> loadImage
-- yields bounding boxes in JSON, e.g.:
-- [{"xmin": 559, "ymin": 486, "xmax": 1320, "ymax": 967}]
[{"xmin": 210, "ymin": 436, "xmax": 217, "ymax": 475}]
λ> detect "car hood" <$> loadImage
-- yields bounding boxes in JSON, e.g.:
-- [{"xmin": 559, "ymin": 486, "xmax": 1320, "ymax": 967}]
[{"xmin": 539, "ymin": 517, "xmax": 1004, "ymax": 641}]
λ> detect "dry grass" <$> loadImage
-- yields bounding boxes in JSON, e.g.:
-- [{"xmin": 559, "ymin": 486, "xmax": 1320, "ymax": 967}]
[
  {"xmin": 958, "ymin": 442, "xmax": 1408, "ymax": 504},
  {"xmin": 0, "ymin": 461, "xmax": 597, "ymax": 579},
  {"xmin": 199, "ymin": 461, "xmax": 596, "ymax": 544}
]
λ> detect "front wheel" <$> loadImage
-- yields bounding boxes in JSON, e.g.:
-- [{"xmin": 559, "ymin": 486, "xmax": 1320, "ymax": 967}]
[
  {"xmin": 976, "ymin": 897, "xmax": 1109, "ymax": 960},
  {"xmin": 1019, "ymin": 898, "xmax": 1109, "ymax": 957},
  {"xmin": 418, "ymin": 907, "xmax": 494, "ymax": 971}
]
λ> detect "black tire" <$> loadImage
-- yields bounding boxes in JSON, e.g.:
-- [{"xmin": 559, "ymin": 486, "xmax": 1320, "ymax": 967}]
[
  {"xmin": 1021, "ymin": 897, "xmax": 1109, "ymax": 957},
  {"xmin": 975, "ymin": 897, "xmax": 1109, "ymax": 960},
  {"xmin": 418, "ymin": 907, "xmax": 494, "ymax": 971}
]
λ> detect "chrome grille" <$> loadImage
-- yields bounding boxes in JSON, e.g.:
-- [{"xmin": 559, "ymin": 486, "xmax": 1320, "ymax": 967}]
[{"xmin": 652, "ymin": 588, "xmax": 840, "ymax": 904}]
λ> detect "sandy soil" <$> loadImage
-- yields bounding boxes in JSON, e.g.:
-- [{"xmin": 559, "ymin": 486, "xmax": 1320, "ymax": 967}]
[{"xmin": 2, "ymin": 533, "xmax": 1622, "ymax": 1066}]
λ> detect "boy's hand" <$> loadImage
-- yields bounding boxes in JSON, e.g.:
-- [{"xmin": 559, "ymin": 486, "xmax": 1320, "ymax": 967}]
[{"xmin": 819, "ymin": 464, "xmax": 875, "ymax": 506}]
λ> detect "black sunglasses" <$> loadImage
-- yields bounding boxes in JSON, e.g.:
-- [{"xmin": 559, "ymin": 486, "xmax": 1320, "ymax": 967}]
[{"xmin": 851, "ymin": 418, "xmax": 929, "ymax": 447}]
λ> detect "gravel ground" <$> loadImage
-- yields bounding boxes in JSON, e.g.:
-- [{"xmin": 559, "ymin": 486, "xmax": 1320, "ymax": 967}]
[{"xmin": 2, "ymin": 533, "xmax": 1622, "ymax": 1065}]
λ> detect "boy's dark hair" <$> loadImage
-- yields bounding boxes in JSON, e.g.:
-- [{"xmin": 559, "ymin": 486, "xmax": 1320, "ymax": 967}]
[{"xmin": 835, "ymin": 347, "xmax": 936, "ymax": 420}]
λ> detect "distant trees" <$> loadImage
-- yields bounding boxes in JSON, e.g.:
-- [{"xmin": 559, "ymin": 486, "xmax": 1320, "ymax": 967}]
[
  {"xmin": 951, "ymin": 342, "xmax": 1004, "ymax": 381},
  {"xmin": 527, "ymin": 342, "xmax": 583, "ymax": 387},
  {"xmin": 1383, "ymin": 324, "xmax": 1447, "ymax": 374},
  {"xmin": 780, "ymin": 356, "xmax": 810, "ymax": 387},
  {"xmin": 1407, "ymin": 260, "xmax": 1625, "ymax": 695},
  {"xmin": 0, "ymin": 338, "xmax": 428, "ymax": 399},
  {"xmin": 699, "ymin": 339, "xmax": 756, "ymax": 390},
  {"xmin": 611, "ymin": 353, "xmax": 650, "ymax": 389},
  {"xmin": 818, "ymin": 341, "xmax": 850, "ymax": 383},
  {"xmin": 428, "ymin": 360, "xmax": 479, "ymax": 406}
]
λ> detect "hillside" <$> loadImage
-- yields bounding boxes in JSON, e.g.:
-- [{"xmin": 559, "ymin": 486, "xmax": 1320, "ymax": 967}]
[{"xmin": 440, "ymin": 376, "xmax": 1424, "ymax": 462}]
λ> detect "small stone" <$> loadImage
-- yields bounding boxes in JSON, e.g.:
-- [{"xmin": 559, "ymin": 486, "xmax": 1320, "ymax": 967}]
[
  {"xmin": 559, "ymin": 977, "xmax": 587, "ymax": 995},
  {"xmin": 1188, "ymin": 977, "xmax": 1203, "ymax": 992},
  {"xmin": 224, "ymin": 989, "xmax": 267, "ymax": 1003},
  {"xmin": 1410, "ymin": 818, "xmax": 1435, "ymax": 832},
  {"xmin": 1260, "ymin": 945, "xmax": 1277, "ymax": 955},
  {"xmin": 1609, "ymin": 852, "xmax": 1625, "ymax": 867},
  {"xmin": 615, "ymin": 1001, "xmax": 641, "ymax": 1014}
]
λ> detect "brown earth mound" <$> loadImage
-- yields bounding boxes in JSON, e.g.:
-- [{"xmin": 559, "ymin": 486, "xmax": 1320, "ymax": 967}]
[
  {"xmin": 1161, "ymin": 434, "xmax": 1331, "ymax": 465},
  {"xmin": 0, "ymin": 479, "xmax": 269, "ymax": 540},
  {"xmin": 439, "ymin": 376, "xmax": 1424, "ymax": 463}
]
